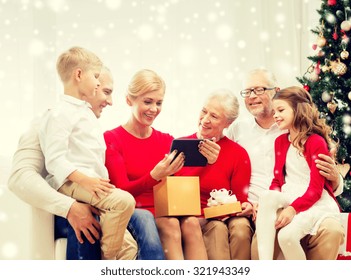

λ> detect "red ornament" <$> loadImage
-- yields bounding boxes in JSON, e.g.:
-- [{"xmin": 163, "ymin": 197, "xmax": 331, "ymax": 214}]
[
  {"xmin": 303, "ymin": 84, "xmax": 310, "ymax": 91},
  {"xmin": 333, "ymin": 31, "xmax": 338, "ymax": 40},
  {"xmin": 328, "ymin": 0, "xmax": 337, "ymax": 5},
  {"xmin": 312, "ymin": 44, "xmax": 317, "ymax": 50}
]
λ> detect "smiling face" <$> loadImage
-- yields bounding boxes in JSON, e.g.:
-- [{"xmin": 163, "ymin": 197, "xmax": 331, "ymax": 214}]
[
  {"xmin": 83, "ymin": 67, "xmax": 113, "ymax": 118},
  {"xmin": 128, "ymin": 89, "xmax": 164, "ymax": 127},
  {"xmin": 243, "ymin": 72, "xmax": 276, "ymax": 120},
  {"xmin": 272, "ymin": 99, "xmax": 294, "ymax": 131},
  {"xmin": 198, "ymin": 97, "xmax": 231, "ymax": 140}
]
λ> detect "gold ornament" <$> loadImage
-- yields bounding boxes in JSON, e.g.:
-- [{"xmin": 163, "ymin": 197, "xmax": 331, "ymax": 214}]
[
  {"xmin": 336, "ymin": 163, "xmax": 350, "ymax": 178},
  {"xmin": 316, "ymin": 36, "xmax": 327, "ymax": 47},
  {"xmin": 348, "ymin": 91, "xmax": 351, "ymax": 100},
  {"xmin": 341, "ymin": 50, "xmax": 349, "ymax": 59},
  {"xmin": 330, "ymin": 58, "xmax": 347, "ymax": 75},
  {"xmin": 321, "ymin": 65, "xmax": 330, "ymax": 72},
  {"xmin": 341, "ymin": 20, "xmax": 351, "ymax": 31},
  {"xmin": 327, "ymin": 101, "xmax": 337, "ymax": 113}
]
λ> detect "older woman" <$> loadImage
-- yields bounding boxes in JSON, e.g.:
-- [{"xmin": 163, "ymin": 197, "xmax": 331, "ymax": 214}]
[
  {"xmin": 104, "ymin": 69, "xmax": 220, "ymax": 260},
  {"xmin": 167, "ymin": 89, "xmax": 253, "ymax": 260}
]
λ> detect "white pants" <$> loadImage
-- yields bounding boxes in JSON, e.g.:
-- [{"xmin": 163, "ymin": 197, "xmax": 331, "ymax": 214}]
[{"xmin": 256, "ymin": 191, "xmax": 308, "ymax": 260}]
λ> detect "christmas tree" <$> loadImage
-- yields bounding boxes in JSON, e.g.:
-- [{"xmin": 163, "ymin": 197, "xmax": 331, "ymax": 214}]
[{"xmin": 297, "ymin": 0, "xmax": 351, "ymax": 212}]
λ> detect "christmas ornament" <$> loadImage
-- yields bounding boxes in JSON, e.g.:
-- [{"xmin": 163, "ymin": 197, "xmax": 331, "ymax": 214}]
[
  {"xmin": 327, "ymin": 101, "xmax": 337, "ymax": 113},
  {"xmin": 341, "ymin": 50, "xmax": 350, "ymax": 59},
  {"xmin": 341, "ymin": 20, "xmax": 351, "ymax": 31},
  {"xmin": 321, "ymin": 64, "xmax": 330, "ymax": 72},
  {"xmin": 333, "ymin": 26, "xmax": 338, "ymax": 40},
  {"xmin": 330, "ymin": 59, "xmax": 347, "ymax": 75},
  {"xmin": 303, "ymin": 84, "xmax": 310, "ymax": 91},
  {"xmin": 316, "ymin": 35, "xmax": 327, "ymax": 47},
  {"xmin": 343, "ymin": 114, "xmax": 351, "ymax": 125},
  {"xmin": 322, "ymin": 91, "xmax": 332, "ymax": 102},
  {"xmin": 348, "ymin": 91, "xmax": 351, "ymax": 100},
  {"xmin": 309, "ymin": 72, "xmax": 319, "ymax": 82},
  {"xmin": 337, "ymin": 163, "xmax": 351, "ymax": 178},
  {"xmin": 336, "ymin": 10, "xmax": 344, "ymax": 18},
  {"xmin": 328, "ymin": 0, "xmax": 337, "ymax": 5}
]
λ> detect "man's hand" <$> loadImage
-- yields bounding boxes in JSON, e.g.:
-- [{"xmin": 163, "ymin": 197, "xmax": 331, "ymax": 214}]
[
  {"xmin": 66, "ymin": 201, "xmax": 101, "ymax": 244},
  {"xmin": 315, "ymin": 148, "xmax": 340, "ymax": 191}
]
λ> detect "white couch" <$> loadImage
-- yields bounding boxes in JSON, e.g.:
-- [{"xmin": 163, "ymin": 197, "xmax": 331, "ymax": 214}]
[{"xmin": 0, "ymin": 184, "xmax": 66, "ymax": 260}]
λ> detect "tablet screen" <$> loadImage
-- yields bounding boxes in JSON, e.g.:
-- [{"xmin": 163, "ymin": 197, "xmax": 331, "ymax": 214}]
[{"xmin": 170, "ymin": 139, "xmax": 208, "ymax": 166}]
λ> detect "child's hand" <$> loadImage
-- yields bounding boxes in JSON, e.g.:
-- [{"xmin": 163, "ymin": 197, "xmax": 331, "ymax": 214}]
[
  {"xmin": 251, "ymin": 203, "xmax": 258, "ymax": 221},
  {"xmin": 275, "ymin": 206, "xmax": 296, "ymax": 229},
  {"xmin": 79, "ymin": 177, "xmax": 115, "ymax": 200}
]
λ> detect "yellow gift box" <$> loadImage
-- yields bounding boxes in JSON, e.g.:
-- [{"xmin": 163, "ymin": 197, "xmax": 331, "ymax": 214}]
[
  {"xmin": 203, "ymin": 201, "xmax": 242, "ymax": 219},
  {"xmin": 153, "ymin": 176, "xmax": 201, "ymax": 218}
]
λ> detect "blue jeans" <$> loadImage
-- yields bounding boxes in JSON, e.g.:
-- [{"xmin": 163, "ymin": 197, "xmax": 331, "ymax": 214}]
[
  {"xmin": 128, "ymin": 209, "xmax": 165, "ymax": 260},
  {"xmin": 54, "ymin": 208, "xmax": 165, "ymax": 260}
]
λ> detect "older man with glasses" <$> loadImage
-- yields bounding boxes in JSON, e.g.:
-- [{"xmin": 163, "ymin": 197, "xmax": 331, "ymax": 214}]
[{"xmin": 202, "ymin": 68, "xmax": 344, "ymax": 260}]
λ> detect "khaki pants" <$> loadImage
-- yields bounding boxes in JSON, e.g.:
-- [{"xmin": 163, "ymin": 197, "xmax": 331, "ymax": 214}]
[
  {"xmin": 251, "ymin": 217, "xmax": 345, "ymax": 260},
  {"xmin": 115, "ymin": 230, "xmax": 138, "ymax": 260},
  {"xmin": 59, "ymin": 181, "xmax": 135, "ymax": 260},
  {"xmin": 201, "ymin": 216, "xmax": 254, "ymax": 260}
]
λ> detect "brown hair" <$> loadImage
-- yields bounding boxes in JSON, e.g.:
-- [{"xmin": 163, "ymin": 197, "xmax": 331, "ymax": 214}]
[
  {"xmin": 56, "ymin": 46, "xmax": 103, "ymax": 83},
  {"xmin": 273, "ymin": 86, "xmax": 336, "ymax": 154}
]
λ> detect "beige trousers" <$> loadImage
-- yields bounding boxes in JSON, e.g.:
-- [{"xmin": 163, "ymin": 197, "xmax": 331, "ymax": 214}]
[
  {"xmin": 251, "ymin": 217, "xmax": 345, "ymax": 260},
  {"xmin": 115, "ymin": 230, "xmax": 138, "ymax": 260},
  {"xmin": 201, "ymin": 216, "xmax": 254, "ymax": 260},
  {"xmin": 59, "ymin": 181, "xmax": 135, "ymax": 260}
]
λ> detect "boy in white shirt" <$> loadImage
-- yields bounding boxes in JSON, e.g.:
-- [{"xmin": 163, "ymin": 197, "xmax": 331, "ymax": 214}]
[{"xmin": 38, "ymin": 46, "xmax": 135, "ymax": 260}]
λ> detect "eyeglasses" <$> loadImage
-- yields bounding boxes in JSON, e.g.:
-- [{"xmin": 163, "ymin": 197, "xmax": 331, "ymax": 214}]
[{"xmin": 239, "ymin": 87, "xmax": 276, "ymax": 98}]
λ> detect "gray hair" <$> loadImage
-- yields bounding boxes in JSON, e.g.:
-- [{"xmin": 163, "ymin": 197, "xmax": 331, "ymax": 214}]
[
  {"xmin": 244, "ymin": 68, "xmax": 278, "ymax": 88},
  {"xmin": 207, "ymin": 89, "xmax": 239, "ymax": 124}
]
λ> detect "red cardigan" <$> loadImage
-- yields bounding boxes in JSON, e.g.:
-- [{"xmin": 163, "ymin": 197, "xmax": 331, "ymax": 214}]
[{"xmin": 269, "ymin": 133, "xmax": 339, "ymax": 213}]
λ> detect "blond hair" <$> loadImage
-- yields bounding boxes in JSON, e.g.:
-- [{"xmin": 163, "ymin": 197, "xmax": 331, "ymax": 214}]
[
  {"xmin": 127, "ymin": 69, "xmax": 165, "ymax": 98},
  {"xmin": 56, "ymin": 46, "xmax": 103, "ymax": 83}
]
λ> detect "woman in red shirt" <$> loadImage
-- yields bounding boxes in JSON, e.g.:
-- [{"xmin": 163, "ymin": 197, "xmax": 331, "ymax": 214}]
[
  {"xmin": 163, "ymin": 89, "xmax": 253, "ymax": 260},
  {"xmin": 104, "ymin": 69, "xmax": 219, "ymax": 259}
]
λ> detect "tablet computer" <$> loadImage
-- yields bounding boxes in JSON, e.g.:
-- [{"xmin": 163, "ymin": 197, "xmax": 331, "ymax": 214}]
[{"xmin": 170, "ymin": 139, "xmax": 208, "ymax": 167}]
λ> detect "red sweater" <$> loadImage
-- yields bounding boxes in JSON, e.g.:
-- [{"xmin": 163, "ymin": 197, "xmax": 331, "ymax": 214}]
[
  {"xmin": 176, "ymin": 133, "xmax": 251, "ymax": 210},
  {"xmin": 270, "ymin": 133, "xmax": 339, "ymax": 213},
  {"xmin": 104, "ymin": 126, "xmax": 174, "ymax": 213}
]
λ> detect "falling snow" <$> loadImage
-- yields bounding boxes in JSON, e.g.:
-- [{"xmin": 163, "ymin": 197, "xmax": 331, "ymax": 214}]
[{"xmin": 0, "ymin": 0, "xmax": 326, "ymax": 260}]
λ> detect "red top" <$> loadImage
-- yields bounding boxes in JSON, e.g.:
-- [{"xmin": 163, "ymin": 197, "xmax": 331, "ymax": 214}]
[
  {"xmin": 104, "ymin": 126, "xmax": 174, "ymax": 213},
  {"xmin": 176, "ymin": 133, "xmax": 251, "ymax": 210},
  {"xmin": 269, "ymin": 133, "xmax": 339, "ymax": 213}
]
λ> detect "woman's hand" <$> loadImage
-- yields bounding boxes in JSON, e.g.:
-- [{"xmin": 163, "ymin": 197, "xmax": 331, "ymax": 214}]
[
  {"xmin": 150, "ymin": 150, "xmax": 185, "ymax": 181},
  {"xmin": 275, "ymin": 206, "xmax": 296, "ymax": 229},
  {"xmin": 199, "ymin": 138, "xmax": 220, "ymax": 164},
  {"xmin": 236, "ymin": 202, "xmax": 253, "ymax": 217}
]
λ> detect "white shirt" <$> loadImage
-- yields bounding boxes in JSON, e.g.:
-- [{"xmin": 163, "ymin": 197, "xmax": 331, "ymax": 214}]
[
  {"xmin": 226, "ymin": 116, "xmax": 343, "ymax": 204},
  {"xmin": 226, "ymin": 117, "xmax": 282, "ymax": 204},
  {"xmin": 39, "ymin": 95, "xmax": 108, "ymax": 190}
]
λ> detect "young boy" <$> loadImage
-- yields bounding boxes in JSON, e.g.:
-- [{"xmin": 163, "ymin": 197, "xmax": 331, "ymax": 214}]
[{"xmin": 38, "ymin": 46, "xmax": 135, "ymax": 260}]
